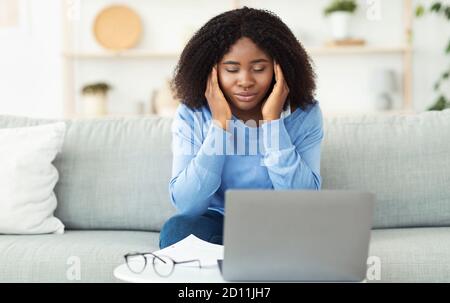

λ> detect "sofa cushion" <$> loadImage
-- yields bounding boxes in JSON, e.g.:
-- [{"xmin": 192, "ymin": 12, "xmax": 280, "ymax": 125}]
[
  {"xmin": 0, "ymin": 230, "xmax": 159, "ymax": 282},
  {"xmin": 368, "ymin": 227, "xmax": 450, "ymax": 282},
  {"xmin": 0, "ymin": 116, "xmax": 176, "ymax": 232},
  {"xmin": 322, "ymin": 109, "xmax": 450, "ymax": 228}
]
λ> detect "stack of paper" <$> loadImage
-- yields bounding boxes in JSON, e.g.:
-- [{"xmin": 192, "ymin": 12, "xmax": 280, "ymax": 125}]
[{"xmin": 153, "ymin": 234, "xmax": 224, "ymax": 267}]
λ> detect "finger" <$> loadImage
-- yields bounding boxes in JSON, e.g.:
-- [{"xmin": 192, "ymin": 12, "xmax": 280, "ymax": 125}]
[
  {"xmin": 207, "ymin": 67, "xmax": 215, "ymax": 94},
  {"xmin": 277, "ymin": 63, "xmax": 284, "ymax": 83},
  {"xmin": 212, "ymin": 65, "xmax": 218, "ymax": 85},
  {"xmin": 273, "ymin": 60, "xmax": 278, "ymax": 82}
]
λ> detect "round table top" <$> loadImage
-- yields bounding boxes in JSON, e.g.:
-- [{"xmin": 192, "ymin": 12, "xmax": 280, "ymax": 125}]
[{"xmin": 114, "ymin": 263, "xmax": 227, "ymax": 283}]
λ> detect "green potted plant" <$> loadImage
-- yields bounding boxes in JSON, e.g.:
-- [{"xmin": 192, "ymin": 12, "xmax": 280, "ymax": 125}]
[
  {"xmin": 324, "ymin": 0, "xmax": 358, "ymax": 40},
  {"xmin": 80, "ymin": 82, "xmax": 112, "ymax": 117},
  {"xmin": 416, "ymin": 1, "xmax": 450, "ymax": 111}
]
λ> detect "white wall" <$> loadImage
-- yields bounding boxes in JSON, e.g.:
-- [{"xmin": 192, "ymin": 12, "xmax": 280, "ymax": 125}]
[
  {"xmin": 0, "ymin": 0, "xmax": 63, "ymax": 118},
  {"xmin": 0, "ymin": 0, "xmax": 449, "ymax": 118}
]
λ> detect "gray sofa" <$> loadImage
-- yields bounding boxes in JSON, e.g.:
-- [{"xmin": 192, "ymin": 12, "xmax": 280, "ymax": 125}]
[{"xmin": 1, "ymin": 109, "xmax": 449, "ymax": 283}]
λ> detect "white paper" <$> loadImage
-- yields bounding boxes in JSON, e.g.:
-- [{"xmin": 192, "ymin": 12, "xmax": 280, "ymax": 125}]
[{"xmin": 153, "ymin": 234, "xmax": 224, "ymax": 267}]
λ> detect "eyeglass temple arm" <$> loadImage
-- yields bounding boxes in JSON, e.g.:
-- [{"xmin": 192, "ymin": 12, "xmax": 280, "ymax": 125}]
[{"xmin": 174, "ymin": 259, "xmax": 202, "ymax": 268}]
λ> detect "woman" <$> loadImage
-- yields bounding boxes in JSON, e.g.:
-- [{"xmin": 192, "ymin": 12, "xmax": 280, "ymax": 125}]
[{"xmin": 160, "ymin": 7, "xmax": 323, "ymax": 249}]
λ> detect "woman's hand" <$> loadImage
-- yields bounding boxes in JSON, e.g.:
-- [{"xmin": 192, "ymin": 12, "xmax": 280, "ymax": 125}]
[
  {"xmin": 205, "ymin": 65, "xmax": 232, "ymax": 131},
  {"xmin": 261, "ymin": 61, "xmax": 290, "ymax": 122}
]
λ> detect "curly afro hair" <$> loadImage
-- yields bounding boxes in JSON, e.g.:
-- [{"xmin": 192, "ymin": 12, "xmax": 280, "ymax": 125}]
[{"xmin": 171, "ymin": 6, "xmax": 317, "ymax": 112}]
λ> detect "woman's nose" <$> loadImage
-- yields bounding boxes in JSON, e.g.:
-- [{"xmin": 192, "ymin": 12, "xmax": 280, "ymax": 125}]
[{"xmin": 238, "ymin": 71, "xmax": 255, "ymax": 88}]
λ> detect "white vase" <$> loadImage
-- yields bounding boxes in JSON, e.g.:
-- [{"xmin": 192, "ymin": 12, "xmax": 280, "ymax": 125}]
[
  {"xmin": 328, "ymin": 12, "xmax": 352, "ymax": 40},
  {"xmin": 152, "ymin": 79, "xmax": 180, "ymax": 117},
  {"xmin": 82, "ymin": 93, "xmax": 107, "ymax": 117}
]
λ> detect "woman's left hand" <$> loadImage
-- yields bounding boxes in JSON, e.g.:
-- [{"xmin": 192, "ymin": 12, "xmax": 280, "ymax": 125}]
[{"xmin": 261, "ymin": 60, "xmax": 290, "ymax": 121}]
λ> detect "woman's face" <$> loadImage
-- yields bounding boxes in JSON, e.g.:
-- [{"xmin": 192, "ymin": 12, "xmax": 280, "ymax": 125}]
[{"xmin": 218, "ymin": 37, "xmax": 274, "ymax": 114}]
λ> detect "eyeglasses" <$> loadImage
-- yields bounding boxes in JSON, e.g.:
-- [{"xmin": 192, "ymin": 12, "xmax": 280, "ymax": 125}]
[{"xmin": 124, "ymin": 252, "xmax": 202, "ymax": 277}]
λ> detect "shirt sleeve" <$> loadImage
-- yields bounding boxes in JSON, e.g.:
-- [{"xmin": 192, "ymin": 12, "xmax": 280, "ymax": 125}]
[
  {"xmin": 168, "ymin": 105, "xmax": 233, "ymax": 216},
  {"xmin": 260, "ymin": 102, "xmax": 324, "ymax": 190}
]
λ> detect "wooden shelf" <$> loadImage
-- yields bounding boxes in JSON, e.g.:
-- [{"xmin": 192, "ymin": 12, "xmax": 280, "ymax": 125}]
[
  {"xmin": 323, "ymin": 109, "xmax": 418, "ymax": 117},
  {"xmin": 62, "ymin": 45, "xmax": 411, "ymax": 59},
  {"xmin": 308, "ymin": 45, "xmax": 412, "ymax": 55},
  {"xmin": 62, "ymin": 50, "xmax": 181, "ymax": 59},
  {"xmin": 66, "ymin": 113, "xmax": 157, "ymax": 119}
]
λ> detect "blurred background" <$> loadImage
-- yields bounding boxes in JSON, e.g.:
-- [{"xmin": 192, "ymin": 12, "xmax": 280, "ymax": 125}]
[{"xmin": 0, "ymin": 0, "xmax": 449, "ymax": 119}]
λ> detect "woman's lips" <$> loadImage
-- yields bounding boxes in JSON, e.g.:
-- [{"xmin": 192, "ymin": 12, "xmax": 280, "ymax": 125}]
[{"xmin": 234, "ymin": 94, "xmax": 257, "ymax": 102}]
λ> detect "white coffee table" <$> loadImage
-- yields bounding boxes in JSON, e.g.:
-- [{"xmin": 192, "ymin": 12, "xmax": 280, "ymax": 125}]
[
  {"xmin": 114, "ymin": 263, "xmax": 227, "ymax": 283},
  {"xmin": 114, "ymin": 263, "xmax": 368, "ymax": 283}
]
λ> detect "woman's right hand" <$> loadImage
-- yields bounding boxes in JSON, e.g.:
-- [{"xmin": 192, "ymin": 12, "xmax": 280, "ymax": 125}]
[{"xmin": 205, "ymin": 65, "xmax": 232, "ymax": 131}]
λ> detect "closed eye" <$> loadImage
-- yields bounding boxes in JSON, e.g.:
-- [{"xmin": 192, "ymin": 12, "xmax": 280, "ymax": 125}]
[{"xmin": 226, "ymin": 68, "xmax": 266, "ymax": 73}]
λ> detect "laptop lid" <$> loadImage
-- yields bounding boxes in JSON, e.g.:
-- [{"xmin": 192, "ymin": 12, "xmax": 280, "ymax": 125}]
[{"xmin": 222, "ymin": 189, "xmax": 375, "ymax": 282}]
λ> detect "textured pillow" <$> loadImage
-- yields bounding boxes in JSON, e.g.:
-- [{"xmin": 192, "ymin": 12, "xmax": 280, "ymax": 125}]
[
  {"xmin": 0, "ymin": 122, "xmax": 66, "ymax": 234},
  {"xmin": 322, "ymin": 109, "xmax": 450, "ymax": 228}
]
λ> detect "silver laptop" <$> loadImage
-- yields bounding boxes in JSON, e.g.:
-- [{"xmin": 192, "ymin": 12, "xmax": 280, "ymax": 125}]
[{"xmin": 219, "ymin": 189, "xmax": 375, "ymax": 282}]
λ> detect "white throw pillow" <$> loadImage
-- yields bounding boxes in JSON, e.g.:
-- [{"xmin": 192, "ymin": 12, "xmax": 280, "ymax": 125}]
[{"xmin": 0, "ymin": 122, "xmax": 66, "ymax": 234}]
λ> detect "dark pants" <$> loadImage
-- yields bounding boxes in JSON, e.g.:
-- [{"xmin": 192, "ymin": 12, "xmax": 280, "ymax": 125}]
[{"xmin": 159, "ymin": 210, "xmax": 224, "ymax": 249}]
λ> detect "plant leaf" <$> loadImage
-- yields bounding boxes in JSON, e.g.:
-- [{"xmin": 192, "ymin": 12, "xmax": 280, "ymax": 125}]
[
  {"xmin": 434, "ymin": 81, "xmax": 440, "ymax": 91},
  {"xmin": 433, "ymin": 70, "xmax": 449, "ymax": 91},
  {"xmin": 445, "ymin": 6, "xmax": 450, "ymax": 19},
  {"xmin": 416, "ymin": 5, "xmax": 425, "ymax": 17},
  {"xmin": 428, "ymin": 95, "xmax": 447, "ymax": 111},
  {"xmin": 324, "ymin": 0, "xmax": 357, "ymax": 16},
  {"xmin": 430, "ymin": 2, "xmax": 442, "ymax": 13}
]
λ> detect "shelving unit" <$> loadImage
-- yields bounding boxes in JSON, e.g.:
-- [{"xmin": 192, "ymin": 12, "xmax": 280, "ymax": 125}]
[
  {"xmin": 63, "ymin": 45, "xmax": 411, "ymax": 59},
  {"xmin": 61, "ymin": 0, "xmax": 414, "ymax": 118}
]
